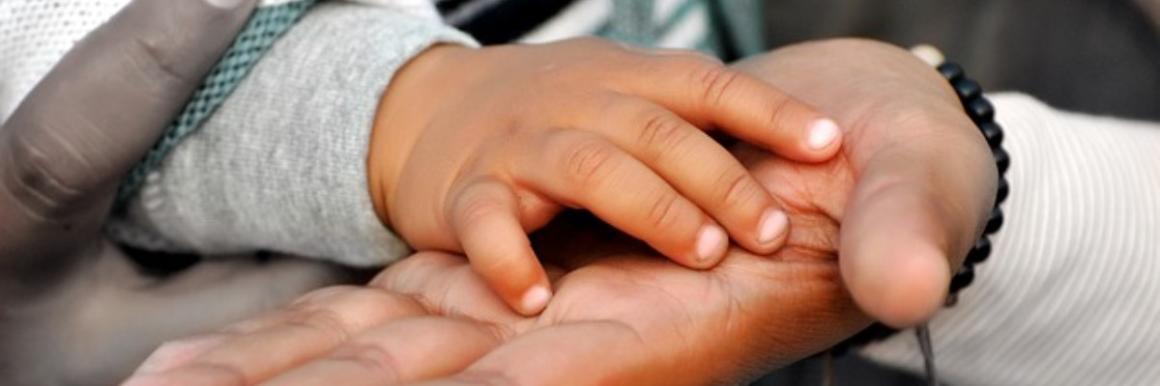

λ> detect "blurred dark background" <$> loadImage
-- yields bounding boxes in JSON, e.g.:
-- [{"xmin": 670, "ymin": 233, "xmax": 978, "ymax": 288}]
[
  {"xmin": 764, "ymin": 0, "xmax": 1159, "ymax": 121},
  {"xmin": 752, "ymin": 0, "xmax": 1157, "ymax": 385}
]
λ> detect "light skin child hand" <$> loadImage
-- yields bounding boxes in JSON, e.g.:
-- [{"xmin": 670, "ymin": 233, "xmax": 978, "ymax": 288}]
[{"xmin": 367, "ymin": 38, "xmax": 843, "ymax": 315}]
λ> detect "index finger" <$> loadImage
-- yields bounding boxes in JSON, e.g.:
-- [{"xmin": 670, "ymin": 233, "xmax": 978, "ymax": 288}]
[
  {"xmin": 0, "ymin": 0, "xmax": 255, "ymax": 269},
  {"xmin": 619, "ymin": 52, "xmax": 843, "ymax": 162}
]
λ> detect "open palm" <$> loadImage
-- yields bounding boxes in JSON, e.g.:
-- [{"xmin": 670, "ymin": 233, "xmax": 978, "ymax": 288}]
[{"xmin": 121, "ymin": 152, "xmax": 864, "ymax": 386}]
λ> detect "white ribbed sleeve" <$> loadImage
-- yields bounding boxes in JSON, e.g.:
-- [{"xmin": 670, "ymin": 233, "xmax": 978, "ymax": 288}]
[{"xmin": 860, "ymin": 93, "xmax": 1160, "ymax": 385}]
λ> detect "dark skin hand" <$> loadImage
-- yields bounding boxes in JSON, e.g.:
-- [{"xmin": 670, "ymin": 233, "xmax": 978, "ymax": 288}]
[
  {"xmin": 122, "ymin": 38, "xmax": 996, "ymax": 386},
  {"xmin": 0, "ymin": 1, "xmax": 359, "ymax": 385}
]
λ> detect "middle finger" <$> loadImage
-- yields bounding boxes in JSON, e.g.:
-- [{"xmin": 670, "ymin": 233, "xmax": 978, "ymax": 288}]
[
  {"xmin": 576, "ymin": 95, "xmax": 790, "ymax": 254},
  {"xmin": 263, "ymin": 317, "xmax": 506, "ymax": 386}
]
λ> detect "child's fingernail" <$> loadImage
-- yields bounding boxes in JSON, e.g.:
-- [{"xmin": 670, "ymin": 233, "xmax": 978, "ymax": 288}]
[
  {"xmin": 757, "ymin": 209, "xmax": 789, "ymax": 246},
  {"xmin": 521, "ymin": 285, "xmax": 552, "ymax": 314},
  {"xmin": 807, "ymin": 118, "xmax": 841, "ymax": 150},
  {"xmin": 695, "ymin": 224, "xmax": 727, "ymax": 264}
]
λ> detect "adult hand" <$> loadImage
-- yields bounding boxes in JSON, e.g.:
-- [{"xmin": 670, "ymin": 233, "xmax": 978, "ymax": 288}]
[
  {"xmin": 0, "ymin": 1, "xmax": 358, "ymax": 385},
  {"xmin": 731, "ymin": 39, "xmax": 997, "ymax": 325},
  {"xmin": 123, "ymin": 38, "xmax": 996, "ymax": 385}
]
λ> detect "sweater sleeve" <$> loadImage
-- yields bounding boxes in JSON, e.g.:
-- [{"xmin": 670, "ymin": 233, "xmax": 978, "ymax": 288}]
[
  {"xmin": 858, "ymin": 93, "xmax": 1160, "ymax": 385},
  {"xmin": 105, "ymin": 2, "xmax": 478, "ymax": 267}
]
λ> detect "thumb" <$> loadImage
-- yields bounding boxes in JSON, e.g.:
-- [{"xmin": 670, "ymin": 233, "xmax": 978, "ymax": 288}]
[
  {"xmin": 840, "ymin": 144, "xmax": 995, "ymax": 327},
  {"xmin": 0, "ymin": 0, "xmax": 256, "ymax": 278}
]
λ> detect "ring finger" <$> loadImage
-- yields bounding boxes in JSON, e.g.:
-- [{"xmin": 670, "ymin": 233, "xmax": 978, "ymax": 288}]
[{"xmin": 577, "ymin": 95, "xmax": 790, "ymax": 254}]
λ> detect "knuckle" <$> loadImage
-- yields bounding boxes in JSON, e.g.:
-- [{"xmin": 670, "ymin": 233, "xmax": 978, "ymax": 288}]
[
  {"xmin": 472, "ymin": 250, "xmax": 525, "ymax": 279},
  {"xmin": 453, "ymin": 369, "xmax": 522, "ymax": 386},
  {"xmin": 454, "ymin": 186, "xmax": 509, "ymax": 230},
  {"xmin": 123, "ymin": 33, "xmax": 192, "ymax": 90},
  {"xmin": 290, "ymin": 285, "xmax": 362, "ymax": 306},
  {"xmin": 144, "ymin": 337, "xmax": 215, "ymax": 370},
  {"xmin": 646, "ymin": 191, "xmax": 685, "ymax": 231},
  {"xmin": 690, "ymin": 62, "xmax": 739, "ymax": 107},
  {"xmin": 559, "ymin": 137, "xmax": 619, "ymax": 187},
  {"xmin": 717, "ymin": 171, "xmax": 763, "ymax": 209},
  {"xmin": 637, "ymin": 111, "xmax": 692, "ymax": 156},
  {"xmin": 333, "ymin": 344, "xmax": 403, "ymax": 383},
  {"xmin": 284, "ymin": 307, "xmax": 354, "ymax": 346},
  {"xmin": 763, "ymin": 93, "xmax": 794, "ymax": 131},
  {"xmin": 333, "ymin": 287, "xmax": 405, "ymax": 311},
  {"xmin": 4, "ymin": 129, "xmax": 99, "ymax": 218}
]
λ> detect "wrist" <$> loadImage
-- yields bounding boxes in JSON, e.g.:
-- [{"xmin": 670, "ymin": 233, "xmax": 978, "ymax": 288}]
[{"xmin": 367, "ymin": 44, "xmax": 475, "ymax": 228}]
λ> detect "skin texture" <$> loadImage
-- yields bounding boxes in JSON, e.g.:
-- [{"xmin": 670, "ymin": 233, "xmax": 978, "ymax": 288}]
[
  {"xmin": 122, "ymin": 38, "xmax": 996, "ymax": 386},
  {"xmin": 367, "ymin": 38, "xmax": 845, "ymax": 315},
  {"xmin": 0, "ymin": 1, "xmax": 361, "ymax": 385}
]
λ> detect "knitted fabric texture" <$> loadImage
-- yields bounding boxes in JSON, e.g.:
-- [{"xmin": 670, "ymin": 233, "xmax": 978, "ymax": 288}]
[{"xmin": 114, "ymin": 0, "xmax": 317, "ymax": 208}]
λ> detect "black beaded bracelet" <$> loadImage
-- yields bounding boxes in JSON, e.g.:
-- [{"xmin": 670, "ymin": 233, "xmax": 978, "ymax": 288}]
[{"xmin": 830, "ymin": 61, "xmax": 1010, "ymax": 355}]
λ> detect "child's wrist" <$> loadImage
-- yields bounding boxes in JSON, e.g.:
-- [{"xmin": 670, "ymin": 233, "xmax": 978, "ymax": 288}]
[{"xmin": 367, "ymin": 44, "xmax": 475, "ymax": 229}]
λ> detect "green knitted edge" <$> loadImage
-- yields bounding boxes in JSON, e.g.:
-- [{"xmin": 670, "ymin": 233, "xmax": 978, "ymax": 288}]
[
  {"xmin": 115, "ymin": 0, "xmax": 317, "ymax": 210},
  {"xmin": 595, "ymin": 0, "xmax": 724, "ymax": 57}
]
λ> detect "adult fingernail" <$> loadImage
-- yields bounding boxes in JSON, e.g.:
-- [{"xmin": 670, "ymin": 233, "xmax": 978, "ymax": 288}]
[
  {"xmin": 757, "ymin": 209, "xmax": 789, "ymax": 246},
  {"xmin": 695, "ymin": 224, "xmax": 727, "ymax": 264},
  {"xmin": 521, "ymin": 285, "xmax": 552, "ymax": 314},
  {"xmin": 807, "ymin": 118, "xmax": 841, "ymax": 150}
]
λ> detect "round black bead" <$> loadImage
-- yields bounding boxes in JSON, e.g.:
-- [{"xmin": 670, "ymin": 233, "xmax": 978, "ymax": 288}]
[
  {"xmin": 985, "ymin": 207, "xmax": 1004, "ymax": 234},
  {"xmin": 937, "ymin": 62, "xmax": 965, "ymax": 82},
  {"xmin": 996, "ymin": 177, "xmax": 1010, "ymax": 204},
  {"xmin": 965, "ymin": 97, "xmax": 995, "ymax": 123},
  {"xmin": 980, "ymin": 121, "xmax": 1004, "ymax": 147},
  {"xmin": 952, "ymin": 77, "xmax": 982, "ymax": 101},
  {"xmin": 966, "ymin": 237, "xmax": 992, "ymax": 265},
  {"xmin": 994, "ymin": 147, "xmax": 1011, "ymax": 174},
  {"xmin": 950, "ymin": 265, "xmax": 976, "ymax": 293}
]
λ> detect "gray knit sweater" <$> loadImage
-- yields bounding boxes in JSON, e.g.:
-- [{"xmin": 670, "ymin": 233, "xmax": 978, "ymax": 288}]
[{"xmin": 103, "ymin": 0, "xmax": 757, "ymax": 265}]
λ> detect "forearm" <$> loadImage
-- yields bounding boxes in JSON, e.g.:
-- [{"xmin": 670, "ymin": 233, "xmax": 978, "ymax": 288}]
[
  {"xmin": 107, "ymin": 2, "xmax": 478, "ymax": 266},
  {"xmin": 860, "ymin": 93, "xmax": 1160, "ymax": 385}
]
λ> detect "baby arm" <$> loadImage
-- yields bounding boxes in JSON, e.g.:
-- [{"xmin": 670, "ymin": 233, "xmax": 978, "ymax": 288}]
[{"xmin": 107, "ymin": 2, "xmax": 478, "ymax": 266}]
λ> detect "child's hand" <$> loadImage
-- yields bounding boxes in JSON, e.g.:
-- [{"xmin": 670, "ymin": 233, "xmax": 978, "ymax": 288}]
[{"xmin": 367, "ymin": 38, "xmax": 843, "ymax": 315}]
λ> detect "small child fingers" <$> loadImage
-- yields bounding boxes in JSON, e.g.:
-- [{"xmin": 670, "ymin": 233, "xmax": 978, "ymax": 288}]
[
  {"xmin": 513, "ymin": 131, "xmax": 727, "ymax": 268},
  {"xmin": 619, "ymin": 52, "xmax": 843, "ymax": 161},
  {"xmin": 577, "ymin": 97, "xmax": 791, "ymax": 254},
  {"xmin": 448, "ymin": 177, "xmax": 553, "ymax": 316}
]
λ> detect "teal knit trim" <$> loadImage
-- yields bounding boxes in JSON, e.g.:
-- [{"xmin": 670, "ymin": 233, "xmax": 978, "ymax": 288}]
[
  {"xmin": 655, "ymin": 0, "xmax": 702, "ymax": 39},
  {"xmin": 604, "ymin": 0, "xmax": 655, "ymax": 47},
  {"xmin": 595, "ymin": 0, "xmax": 724, "ymax": 58},
  {"xmin": 115, "ymin": 0, "xmax": 317, "ymax": 209}
]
